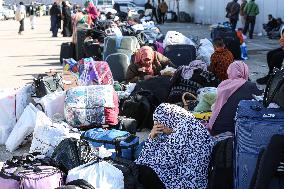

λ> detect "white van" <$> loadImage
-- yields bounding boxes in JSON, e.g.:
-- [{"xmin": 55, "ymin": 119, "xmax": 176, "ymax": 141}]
[{"xmin": 95, "ymin": 0, "xmax": 115, "ymax": 13}]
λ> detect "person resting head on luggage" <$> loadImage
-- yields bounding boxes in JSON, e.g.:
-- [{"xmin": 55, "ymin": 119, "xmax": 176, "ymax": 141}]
[
  {"xmin": 209, "ymin": 38, "xmax": 234, "ymax": 81},
  {"xmin": 135, "ymin": 103, "xmax": 214, "ymax": 189},
  {"xmin": 208, "ymin": 61, "xmax": 262, "ymax": 135},
  {"xmin": 126, "ymin": 46, "xmax": 175, "ymax": 83}
]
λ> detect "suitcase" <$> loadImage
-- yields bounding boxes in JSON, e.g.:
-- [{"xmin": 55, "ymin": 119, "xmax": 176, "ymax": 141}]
[
  {"xmin": 234, "ymin": 100, "xmax": 284, "ymax": 189},
  {"xmin": 224, "ymin": 38, "xmax": 241, "ymax": 60},
  {"xmin": 164, "ymin": 44, "xmax": 196, "ymax": 67},
  {"xmin": 76, "ymin": 27, "xmax": 89, "ymax": 61},
  {"xmin": 81, "ymin": 128, "xmax": 139, "ymax": 160},
  {"xmin": 83, "ymin": 42, "xmax": 102, "ymax": 60},
  {"xmin": 105, "ymin": 53, "xmax": 130, "ymax": 82},
  {"xmin": 103, "ymin": 36, "xmax": 139, "ymax": 60},
  {"xmin": 60, "ymin": 42, "xmax": 75, "ymax": 64}
]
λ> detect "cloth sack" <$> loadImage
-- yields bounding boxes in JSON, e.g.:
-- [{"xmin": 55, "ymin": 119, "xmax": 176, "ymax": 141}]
[
  {"xmin": 66, "ymin": 161, "xmax": 124, "ymax": 189},
  {"xmin": 5, "ymin": 103, "xmax": 39, "ymax": 152},
  {"xmin": 64, "ymin": 85, "xmax": 119, "ymax": 127},
  {"xmin": 29, "ymin": 111, "xmax": 80, "ymax": 157},
  {"xmin": 197, "ymin": 38, "xmax": 214, "ymax": 65}
]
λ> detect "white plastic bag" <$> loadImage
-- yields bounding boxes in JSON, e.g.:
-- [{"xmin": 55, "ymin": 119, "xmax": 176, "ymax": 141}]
[
  {"xmin": 38, "ymin": 91, "xmax": 66, "ymax": 119},
  {"xmin": 67, "ymin": 161, "xmax": 124, "ymax": 189},
  {"xmin": 29, "ymin": 111, "xmax": 80, "ymax": 157},
  {"xmin": 5, "ymin": 103, "xmax": 39, "ymax": 152},
  {"xmin": 197, "ymin": 38, "xmax": 214, "ymax": 65},
  {"xmin": 0, "ymin": 85, "xmax": 32, "ymax": 144},
  {"xmin": 163, "ymin": 31, "xmax": 196, "ymax": 48}
]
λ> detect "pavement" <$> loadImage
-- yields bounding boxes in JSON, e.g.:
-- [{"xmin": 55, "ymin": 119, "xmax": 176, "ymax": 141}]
[{"xmin": 0, "ymin": 16, "xmax": 281, "ymax": 161}]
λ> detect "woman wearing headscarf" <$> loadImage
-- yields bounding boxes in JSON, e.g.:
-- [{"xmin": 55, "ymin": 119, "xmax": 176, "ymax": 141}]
[
  {"xmin": 16, "ymin": 2, "xmax": 26, "ymax": 35},
  {"xmin": 71, "ymin": 10, "xmax": 90, "ymax": 44},
  {"xmin": 84, "ymin": 0, "xmax": 100, "ymax": 24},
  {"xmin": 169, "ymin": 60, "xmax": 220, "ymax": 103},
  {"xmin": 136, "ymin": 103, "xmax": 214, "ymax": 189},
  {"xmin": 49, "ymin": 2, "xmax": 61, "ymax": 37},
  {"xmin": 62, "ymin": 1, "xmax": 72, "ymax": 37},
  {"xmin": 208, "ymin": 61, "xmax": 262, "ymax": 135},
  {"xmin": 126, "ymin": 46, "xmax": 174, "ymax": 83}
]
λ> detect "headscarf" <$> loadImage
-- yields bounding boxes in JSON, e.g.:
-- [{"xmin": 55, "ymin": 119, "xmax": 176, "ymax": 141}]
[
  {"xmin": 85, "ymin": 0, "xmax": 100, "ymax": 21},
  {"xmin": 208, "ymin": 61, "xmax": 249, "ymax": 130},
  {"xmin": 280, "ymin": 35, "xmax": 284, "ymax": 48},
  {"xmin": 135, "ymin": 103, "xmax": 214, "ymax": 189},
  {"xmin": 181, "ymin": 60, "xmax": 208, "ymax": 79},
  {"xmin": 134, "ymin": 46, "xmax": 155, "ymax": 75}
]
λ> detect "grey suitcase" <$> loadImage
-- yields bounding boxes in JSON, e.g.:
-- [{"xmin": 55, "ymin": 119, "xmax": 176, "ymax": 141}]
[{"xmin": 105, "ymin": 53, "xmax": 130, "ymax": 82}]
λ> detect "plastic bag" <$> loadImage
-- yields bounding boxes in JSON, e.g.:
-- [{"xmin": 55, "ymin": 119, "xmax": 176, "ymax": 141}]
[
  {"xmin": 29, "ymin": 111, "xmax": 80, "ymax": 157},
  {"xmin": 197, "ymin": 38, "xmax": 214, "ymax": 65},
  {"xmin": 194, "ymin": 87, "xmax": 217, "ymax": 112},
  {"xmin": 5, "ymin": 103, "xmax": 39, "ymax": 152},
  {"xmin": 67, "ymin": 161, "xmax": 124, "ymax": 189},
  {"xmin": 38, "ymin": 91, "xmax": 66, "ymax": 119},
  {"xmin": 163, "ymin": 31, "xmax": 196, "ymax": 48},
  {"xmin": 0, "ymin": 85, "xmax": 32, "ymax": 144}
]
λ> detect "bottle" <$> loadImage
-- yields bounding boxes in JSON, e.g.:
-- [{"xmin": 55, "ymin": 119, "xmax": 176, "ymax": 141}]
[{"xmin": 241, "ymin": 42, "xmax": 248, "ymax": 60}]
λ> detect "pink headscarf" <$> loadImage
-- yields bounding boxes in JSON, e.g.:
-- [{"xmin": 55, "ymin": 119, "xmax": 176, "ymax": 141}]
[
  {"xmin": 134, "ymin": 46, "xmax": 156, "ymax": 75},
  {"xmin": 208, "ymin": 61, "xmax": 249, "ymax": 130},
  {"xmin": 86, "ymin": 2, "xmax": 100, "ymax": 21}
]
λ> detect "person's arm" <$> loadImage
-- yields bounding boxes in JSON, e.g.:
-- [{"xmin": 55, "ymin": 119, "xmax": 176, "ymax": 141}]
[
  {"xmin": 126, "ymin": 63, "xmax": 143, "ymax": 83},
  {"xmin": 156, "ymin": 52, "xmax": 174, "ymax": 67}
]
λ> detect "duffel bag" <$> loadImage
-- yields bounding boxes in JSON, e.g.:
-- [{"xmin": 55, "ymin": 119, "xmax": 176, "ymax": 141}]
[
  {"xmin": 64, "ymin": 85, "xmax": 119, "ymax": 127},
  {"xmin": 0, "ymin": 154, "xmax": 65, "ymax": 189},
  {"xmin": 82, "ymin": 128, "xmax": 139, "ymax": 160}
]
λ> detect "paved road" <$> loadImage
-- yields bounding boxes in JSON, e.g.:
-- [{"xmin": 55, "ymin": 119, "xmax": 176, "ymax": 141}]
[
  {"xmin": 0, "ymin": 16, "xmax": 69, "ymax": 88},
  {"xmin": 0, "ymin": 16, "xmax": 280, "ymax": 161}
]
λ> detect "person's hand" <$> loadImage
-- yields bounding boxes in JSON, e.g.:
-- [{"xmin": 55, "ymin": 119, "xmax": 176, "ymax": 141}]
[
  {"xmin": 150, "ymin": 123, "xmax": 164, "ymax": 139},
  {"xmin": 144, "ymin": 75, "xmax": 154, "ymax": 80},
  {"xmin": 150, "ymin": 123, "xmax": 173, "ymax": 139}
]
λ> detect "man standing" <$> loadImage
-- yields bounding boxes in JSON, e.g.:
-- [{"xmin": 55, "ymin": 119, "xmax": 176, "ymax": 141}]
[
  {"xmin": 158, "ymin": 0, "xmax": 168, "ymax": 24},
  {"xmin": 29, "ymin": 2, "xmax": 36, "ymax": 29},
  {"xmin": 243, "ymin": 0, "xmax": 259, "ymax": 39},
  {"xmin": 226, "ymin": 0, "xmax": 240, "ymax": 31},
  {"xmin": 15, "ymin": 2, "xmax": 26, "ymax": 35},
  {"xmin": 49, "ymin": 2, "xmax": 61, "ymax": 37},
  {"xmin": 239, "ymin": 0, "xmax": 247, "ymax": 28}
]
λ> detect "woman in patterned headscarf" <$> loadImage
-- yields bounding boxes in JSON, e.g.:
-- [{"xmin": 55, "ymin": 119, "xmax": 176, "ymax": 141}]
[
  {"xmin": 126, "ymin": 46, "xmax": 174, "ymax": 83},
  {"xmin": 135, "ymin": 103, "xmax": 214, "ymax": 189}
]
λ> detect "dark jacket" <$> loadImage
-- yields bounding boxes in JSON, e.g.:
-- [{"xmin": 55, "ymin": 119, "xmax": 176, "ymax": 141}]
[
  {"xmin": 226, "ymin": 1, "xmax": 240, "ymax": 20},
  {"xmin": 212, "ymin": 81, "xmax": 262, "ymax": 136},
  {"xmin": 144, "ymin": 2, "xmax": 153, "ymax": 10},
  {"xmin": 126, "ymin": 52, "xmax": 174, "ymax": 83}
]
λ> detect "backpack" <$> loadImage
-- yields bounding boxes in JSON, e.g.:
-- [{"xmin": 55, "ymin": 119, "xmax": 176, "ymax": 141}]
[
  {"xmin": 208, "ymin": 137, "xmax": 233, "ymax": 189},
  {"xmin": 121, "ymin": 90, "xmax": 159, "ymax": 130}
]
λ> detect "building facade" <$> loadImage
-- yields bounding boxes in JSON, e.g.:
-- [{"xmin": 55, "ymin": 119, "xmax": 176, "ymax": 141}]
[{"xmin": 168, "ymin": 0, "xmax": 284, "ymax": 33}]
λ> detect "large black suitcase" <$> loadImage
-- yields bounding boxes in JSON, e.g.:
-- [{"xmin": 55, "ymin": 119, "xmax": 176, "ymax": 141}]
[
  {"xmin": 60, "ymin": 42, "xmax": 75, "ymax": 64},
  {"xmin": 164, "ymin": 44, "xmax": 196, "ymax": 67},
  {"xmin": 76, "ymin": 27, "xmax": 89, "ymax": 61}
]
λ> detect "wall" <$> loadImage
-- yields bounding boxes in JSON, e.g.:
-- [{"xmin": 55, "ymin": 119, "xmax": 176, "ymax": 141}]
[{"xmin": 192, "ymin": 0, "xmax": 284, "ymax": 33}]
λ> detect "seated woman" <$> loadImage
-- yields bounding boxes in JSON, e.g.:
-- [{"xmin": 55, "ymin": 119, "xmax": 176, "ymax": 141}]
[
  {"xmin": 135, "ymin": 103, "xmax": 214, "ymax": 189},
  {"xmin": 126, "ymin": 46, "xmax": 174, "ymax": 83},
  {"xmin": 208, "ymin": 61, "xmax": 262, "ymax": 135}
]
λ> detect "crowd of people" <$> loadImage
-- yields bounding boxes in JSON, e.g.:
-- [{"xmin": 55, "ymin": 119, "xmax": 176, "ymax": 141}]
[{"xmin": 9, "ymin": 0, "xmax": 284, "ymax": 188}]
